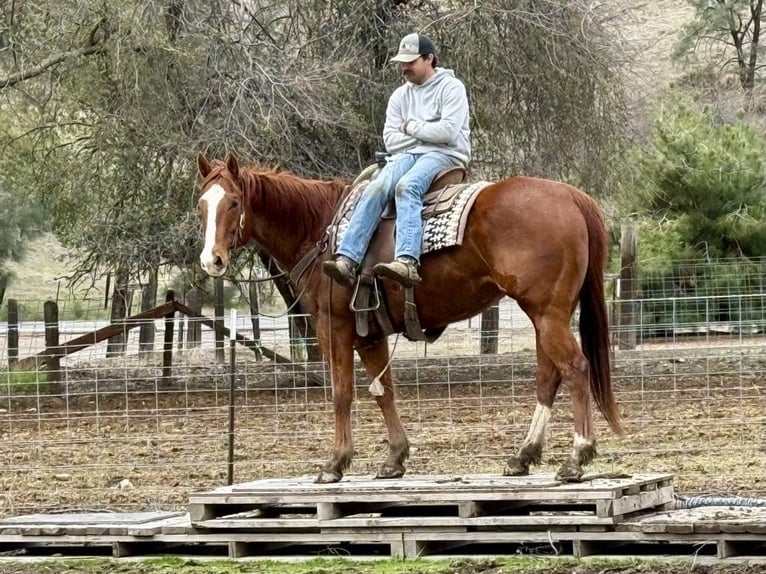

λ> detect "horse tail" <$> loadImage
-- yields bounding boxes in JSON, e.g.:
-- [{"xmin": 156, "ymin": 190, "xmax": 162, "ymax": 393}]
[{"xmin": 574, "ymin": 191, "xmax": 622, "ymax": 434}]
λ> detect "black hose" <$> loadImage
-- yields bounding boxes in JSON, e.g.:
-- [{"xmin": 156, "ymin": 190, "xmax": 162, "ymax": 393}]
[{"xmin": 674, "ymin": 494, "xmax": 766, "ymax": 509}]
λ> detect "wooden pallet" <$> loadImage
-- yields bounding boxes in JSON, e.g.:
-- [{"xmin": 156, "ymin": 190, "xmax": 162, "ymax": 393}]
[
  {"xmin": 188, "ymin": 472, "xmax": 675, "ymax": 528},
  {"xmin": 2, "ymin": 507, "xmax": 766, "ymax": 560}
]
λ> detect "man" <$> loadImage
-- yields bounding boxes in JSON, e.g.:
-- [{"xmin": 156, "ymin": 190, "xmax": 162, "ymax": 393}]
[{"xmin": 322, "ymin": 32, "xmax": 471, "ymax": 288}]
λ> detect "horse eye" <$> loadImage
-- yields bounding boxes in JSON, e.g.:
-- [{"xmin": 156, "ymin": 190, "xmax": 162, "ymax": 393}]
[{"xmin": 229, "ymin": 202, "xmax": 239, "ymax": 210}]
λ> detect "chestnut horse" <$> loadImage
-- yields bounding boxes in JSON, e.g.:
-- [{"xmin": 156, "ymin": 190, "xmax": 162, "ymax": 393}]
[{"xmin": 196, "ymin": 153, "xmax": 621, "ymax": 483}]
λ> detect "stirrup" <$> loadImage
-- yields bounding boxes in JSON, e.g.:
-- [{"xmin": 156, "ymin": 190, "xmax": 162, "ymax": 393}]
[{"xmin": 350, "ymin": 278, "xmax": 381, "ymax": 312}]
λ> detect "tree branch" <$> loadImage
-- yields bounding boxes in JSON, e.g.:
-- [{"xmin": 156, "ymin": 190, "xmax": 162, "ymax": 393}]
[{"xmin": 0, "ymin": 26, "xmax": 106, "ymax": 90}]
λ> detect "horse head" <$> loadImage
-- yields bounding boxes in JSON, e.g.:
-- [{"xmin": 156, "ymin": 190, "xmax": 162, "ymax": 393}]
[{"xmin": 196, "ymin": 153, "xmax": 245, "ymax": 276}]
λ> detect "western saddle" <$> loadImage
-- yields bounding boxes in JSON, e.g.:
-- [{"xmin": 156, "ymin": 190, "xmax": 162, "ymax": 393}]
[{"xmin": 347, "ymin": 152, "xmax": 467, "ymax": 343}]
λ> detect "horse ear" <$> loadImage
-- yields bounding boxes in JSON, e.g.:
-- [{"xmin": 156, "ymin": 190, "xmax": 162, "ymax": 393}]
[
  {"xmin": 197, "ymin": 154, "xmax": 212, "ymax": 178},
  {"xmin": 225, "ymin": 153, "xmax": 240, "ymax": 179}
]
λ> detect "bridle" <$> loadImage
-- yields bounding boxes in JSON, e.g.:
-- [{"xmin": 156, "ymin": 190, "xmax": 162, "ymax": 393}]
[{"xmin": 204, "ymin": 173, "xmax": 329, "ymax": 287}]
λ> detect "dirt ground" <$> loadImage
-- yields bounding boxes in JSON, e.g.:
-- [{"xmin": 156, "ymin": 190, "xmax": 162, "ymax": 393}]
[{"xmin": 0, "ymin": 350, "xmax": 764, "ymax": 516}]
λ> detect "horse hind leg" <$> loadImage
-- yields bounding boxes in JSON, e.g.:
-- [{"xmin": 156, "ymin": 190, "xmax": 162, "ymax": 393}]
[
  {"xmin": 537, "ymin": 314, "xmax": 597, "ymax": 482},
  {"xmin": 504, "ymin": 343, "xmax": 560, "ymax": 476},
  {"xmin": 356, "ymin": 338, "xmax": 410, "ymax": 479}
]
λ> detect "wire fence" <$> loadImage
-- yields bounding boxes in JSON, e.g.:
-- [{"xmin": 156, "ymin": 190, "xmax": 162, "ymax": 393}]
[{"xmin": 0, "ymin": 263, "xmax": 764, "ymax": 517}]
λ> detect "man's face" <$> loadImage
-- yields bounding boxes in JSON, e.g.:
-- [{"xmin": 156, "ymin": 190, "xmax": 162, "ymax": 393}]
[{"xmin": 400, "ymin": 55, "xmax": 433, "ymax": 85}]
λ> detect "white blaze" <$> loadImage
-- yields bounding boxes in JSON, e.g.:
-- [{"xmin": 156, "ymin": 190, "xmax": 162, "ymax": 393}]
[{"xmin": 199, "ymin": 184, "xmax": 225, "ymax": 274}]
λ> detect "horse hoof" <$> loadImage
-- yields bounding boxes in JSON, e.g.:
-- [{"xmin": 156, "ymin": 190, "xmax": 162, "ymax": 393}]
[
  {"xmin": 315, "ymin": 468, "xmax": 343, "ymax": 483},
  {"xmin": 555, "ymin": 463, "xmax": 583, "ymax": 483},
  {"xmin": 503, "ymin": 457, "xmax": 529, "ymax": 476},
  {"xmin": 376, "ymin": 464, "xmax": 405, "ymax": 479}
]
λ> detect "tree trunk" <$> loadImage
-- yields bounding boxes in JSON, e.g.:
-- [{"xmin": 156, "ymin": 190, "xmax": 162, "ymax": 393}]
[
  {"xmin": 258, "ymin": 253, "xmax": 320, "ymax": 363},
  {"xmin": 0, "ymin": 274, "xmax": 7, "ymax": 308},
  {"xmin": 248, "ymin": 264, "xmax": 263, "ymax": 361},
  {"xmin": 138, "ymin": 268, "xmax": 158, "ymax": 357},
  {"xmin": 106, "ymin": 268, "xmax": 131, "ymax": 357},
  {"xmin": 480, "ymin": 303, "xmax": 499, "ymax": 355}
]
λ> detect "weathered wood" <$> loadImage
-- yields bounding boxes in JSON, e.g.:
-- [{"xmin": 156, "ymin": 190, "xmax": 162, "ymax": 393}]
[
  {"xmin": 479, "ymin": 303, "xmax": 499, "ymax": 355},
  {"xmin": 4, "ymin": 506, "xmax": 766, "ymax": 561},
  {"xmin": 106, "ymin": 271, "xmax": 132, "ymax": 357},
  {"xmin": 618, "ymin": 224, "xmax": 638, "ymax": 350},
  {"xmin": 43, "ymin": 300, "xmax": 61, "ymax": 387},
  {"xmin": 197, "ymin": 514, "xmax": 615, "ymax": 530},
  {"xmin": 188, "ymin": 473, "xmax": 675, "ymax": 527},
  {"xmin": 214, "ymin": 277, "xmax": 225, "ymax": 364},
  {"xmin": 173, "ymin": 301, "xmax": 324, "ymax": 387},
  {"xmin": 14, "ymin": 301, "xmax": 179, "ymax": 371},
  {"xmin": 138, "ymin": 270, "xmax": 158, "ymax": 356},
  {"xmin": 7, "ymin": 298, "xmax": 18, "ymax": 366},
  {"xmin": 247, "ymin": 266, "xmax": 263, "ymax": 361},
  {"xmin": 609, "ymin": 485, "xmax": 674, "ymax": 517},
  {"xmin": 162, "ymin": 291, "xmax": 176, "ymax": 382}
]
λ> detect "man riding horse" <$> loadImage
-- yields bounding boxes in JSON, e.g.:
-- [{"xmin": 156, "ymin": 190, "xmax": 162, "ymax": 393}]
[{"xmin": 322, "ymin": 33, "xmax": 471, "ymax": 288}]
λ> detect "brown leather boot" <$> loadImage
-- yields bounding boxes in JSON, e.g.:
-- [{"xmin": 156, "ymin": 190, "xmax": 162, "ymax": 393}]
[
  {"xmin": 373, "ymin": 256, "xmax": 421, "ymax": 287},
  {"xmin": 322, "ymin": 255, "xmax": 358, "ymax": 287}
]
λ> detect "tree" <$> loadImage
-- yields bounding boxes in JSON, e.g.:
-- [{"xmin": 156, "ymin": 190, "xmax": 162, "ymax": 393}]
[
  {"xmin": 618, "ymin": 94, "xmax": 766, "ymax": 264},
  {"xmin": 0, "ymin": 183, "xmax": 45, "ymax": 306},
  {"xmin": 675, "ymin": 0, "xmax": 764, "ymax": 90},
  {"xmin": 0, "ymin": 0, "xmax": 628, "ymax": 314}
]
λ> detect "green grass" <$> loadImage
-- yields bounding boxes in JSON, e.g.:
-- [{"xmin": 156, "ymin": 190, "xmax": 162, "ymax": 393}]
[
  {"xmin": 0, "ymin": 557, "xmax": 753, "ymax": 574},
  {"xmin": 1, "ymin": 367, "xmax": 47, "ymax": 394}
]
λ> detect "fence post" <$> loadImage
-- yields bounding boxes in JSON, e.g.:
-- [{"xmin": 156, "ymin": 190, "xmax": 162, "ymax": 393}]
[
  {"xmin": 214, "ymin": 277, "xmax": 225, "ymax": 364},
  {"xmin": 480, "ymin": 303, "xmax": 499, "ymax": 355},
  {"xmin": 228, "ymin": 309, "xmax": 237, "ymax": 486},
  {"xmin": 248, "ymin": 268, "xmax": 262, "ymax": 361},
  {"xmin": 162, "ymin": 290, "xmax": 176, "ymax": 383},
  {"xmin": 7, "ymin": 299, "xmax": 18, "ymax": 367},
  {"xmin": 619, "ymin": 224, "xmax": 638, "ymax": 350},
  {"xmin": 138, "ymin": 269, "xmax": 158, "ymax": 357},
  {"xmin": 43, "ymin": 300, "xmax": 62, "ymax": 391}
]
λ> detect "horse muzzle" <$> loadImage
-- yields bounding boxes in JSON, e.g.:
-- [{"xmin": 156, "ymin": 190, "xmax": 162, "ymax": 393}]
[{"xmin": 200, "ymin": 249, "xmax": 228, "ymax": 277}]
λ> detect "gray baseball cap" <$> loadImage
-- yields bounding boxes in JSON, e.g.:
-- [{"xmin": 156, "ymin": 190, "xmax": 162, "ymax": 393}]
[{"xmin": 390, "ymin": 33, "xmax": 436, "ymax": 63}]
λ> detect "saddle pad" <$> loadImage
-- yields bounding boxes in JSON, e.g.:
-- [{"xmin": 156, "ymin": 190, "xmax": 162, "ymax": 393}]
[{"xmin": 333, "ymin": 180, "xmax": 492, "ymax": 255}]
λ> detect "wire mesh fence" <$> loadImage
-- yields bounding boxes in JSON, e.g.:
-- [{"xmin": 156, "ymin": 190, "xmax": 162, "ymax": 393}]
[{"xmin": 0, "ymin": 260, "xmax": 764, "ymax": 518}]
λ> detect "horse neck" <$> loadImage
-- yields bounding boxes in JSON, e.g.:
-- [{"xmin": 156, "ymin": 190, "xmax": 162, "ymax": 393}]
[{"xmin": 241, "ymin": 170, "xmax": 345, "ymax": 268}]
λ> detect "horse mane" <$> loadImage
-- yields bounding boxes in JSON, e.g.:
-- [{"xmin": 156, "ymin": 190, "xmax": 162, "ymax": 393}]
[
  {"xmin": 242, "ymin": 166, "xmax": 347, "ymax": 239},
  {"xmin": 205, "ymin": 160, "xmax": 348, "ymax": 242}
]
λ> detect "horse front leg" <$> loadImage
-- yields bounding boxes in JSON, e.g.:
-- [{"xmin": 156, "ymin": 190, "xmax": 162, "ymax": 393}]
[
  {"xmin": 357, "ymin": 338, "xmax": 410, "ymax": 479},
  {"xmin": 315, "ymin": 316, "xmax": 356, "ymax": 484},
  {"xmin": 504, "ymin": 343, "xmax": 560, "ymax": 476}
]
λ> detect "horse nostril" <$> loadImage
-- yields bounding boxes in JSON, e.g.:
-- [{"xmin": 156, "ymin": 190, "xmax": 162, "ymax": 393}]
[{"xmin": 213, "ymin": 256, "xmax": 224, "ymax": 269}]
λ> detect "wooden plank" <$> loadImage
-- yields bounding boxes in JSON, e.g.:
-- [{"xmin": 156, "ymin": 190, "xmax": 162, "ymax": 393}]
[
  {"xmin": 610, "ymin": 485, "xmax": 674, "ymax": 517},
  {"xmin": 173, "ymin": 302, "xmax": 324, "ymax": 386},
  {"xmin": 313, "ymin": 515, "xmax": 616, "ymax": 528}
]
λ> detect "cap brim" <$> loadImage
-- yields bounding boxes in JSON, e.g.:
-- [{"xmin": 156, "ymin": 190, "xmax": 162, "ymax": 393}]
[{"xmin": 390, "ymin": 53, "xmax": 420, "ymax": 63}]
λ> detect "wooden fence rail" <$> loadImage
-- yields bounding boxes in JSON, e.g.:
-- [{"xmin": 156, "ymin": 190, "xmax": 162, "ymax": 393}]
[{"xmin": 6, "ymin": 291, "xmax": 324, "ymax": 388}]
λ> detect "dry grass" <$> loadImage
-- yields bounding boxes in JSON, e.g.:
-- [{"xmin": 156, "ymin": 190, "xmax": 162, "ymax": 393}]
[{"xmin": 0, "ymin": 349, "xmax": 763, "ymax": 517}]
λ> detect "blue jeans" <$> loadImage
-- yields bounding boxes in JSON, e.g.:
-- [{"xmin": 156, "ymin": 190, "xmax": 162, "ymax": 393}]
[{"xmin": 337, "ymin": 152, "xmax": 460, "ymax": 264}]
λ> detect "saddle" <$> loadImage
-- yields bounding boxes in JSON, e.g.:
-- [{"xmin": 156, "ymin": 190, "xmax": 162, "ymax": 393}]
[{"xmin": 349, "ymin": 156, "xmax": 467, "ymax": 343}]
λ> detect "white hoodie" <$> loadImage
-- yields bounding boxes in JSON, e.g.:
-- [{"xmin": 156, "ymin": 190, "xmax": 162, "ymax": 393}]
[{"xmin": 382, "ymin": 68, "xmax": 471, "ymax": 166}]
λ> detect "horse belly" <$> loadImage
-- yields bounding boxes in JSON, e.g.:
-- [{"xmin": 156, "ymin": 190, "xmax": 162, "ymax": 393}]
[{"xmin": 382, "ymin": 247, "xmax": 504, "ymax": 330}]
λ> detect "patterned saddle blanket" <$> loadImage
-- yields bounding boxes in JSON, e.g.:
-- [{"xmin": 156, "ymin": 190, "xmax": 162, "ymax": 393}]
[{"xmin": 332, "ymin": 179, "xmax": 492, "ymax": 255}]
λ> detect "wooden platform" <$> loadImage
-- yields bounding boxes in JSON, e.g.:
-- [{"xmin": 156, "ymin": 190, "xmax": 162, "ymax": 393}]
[
  {"xmin": 187, "ymin": 472, "xmax": 675, "ymax": 527},
  {"xmin": 0, "ymin": 473, "xmax": 765, "ymax": 561}
]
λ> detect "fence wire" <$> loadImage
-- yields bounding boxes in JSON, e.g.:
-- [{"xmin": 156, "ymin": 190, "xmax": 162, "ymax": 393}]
[{"xmin": 0, "ymin": 271, "xmax": 764, "ymax": 517}]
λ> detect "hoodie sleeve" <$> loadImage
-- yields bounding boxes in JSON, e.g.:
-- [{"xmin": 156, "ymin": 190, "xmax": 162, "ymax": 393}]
[
  {"xmin": 405, "ymin": 79, "xmax": 468, "ymax": 145},
  {"xmin": 383, "ymin": 87, "xmax": 419, "ymax": 153}
]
